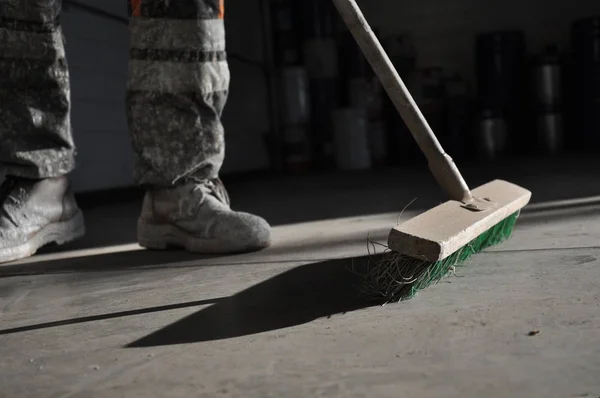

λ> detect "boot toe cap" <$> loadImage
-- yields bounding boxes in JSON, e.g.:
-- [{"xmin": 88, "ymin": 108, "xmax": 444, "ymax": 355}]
[{"xmin": 217, "ymin": 212, "xmax": 272, "ymax": 251}]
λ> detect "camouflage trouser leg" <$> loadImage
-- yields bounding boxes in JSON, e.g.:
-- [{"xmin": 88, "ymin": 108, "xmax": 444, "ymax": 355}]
[
  {"xmin": 0, "ymin": 0, "xmax": 76, "ymax": 179},
  {"xmin": 126, "ymin": 0, "xmax": 229, "ymax": 187}
]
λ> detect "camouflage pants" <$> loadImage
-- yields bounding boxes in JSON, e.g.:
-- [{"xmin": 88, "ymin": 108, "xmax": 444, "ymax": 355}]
[{"xmin": 0, "ymin": 0, "xmax": 229, "ymax": 187}]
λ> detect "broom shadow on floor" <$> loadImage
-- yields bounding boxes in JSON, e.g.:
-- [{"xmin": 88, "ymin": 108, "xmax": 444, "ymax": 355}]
[{"xmin": 127, "ymin": 255, "xmax": 381, "ymax": 347}]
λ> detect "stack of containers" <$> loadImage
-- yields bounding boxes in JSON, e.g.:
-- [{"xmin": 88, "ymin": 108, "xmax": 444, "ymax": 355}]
[
  {"xmin": 418, "ymin": 67, "xmax": 446, "ymax": 149},
  {"xmin": 270, "ymin": 0, "xmax": 302, "ymax": 67},
  {"xmin": 572, "ymin": 16, "xmax": 600, "ymax": 151},
  {"xmin": 381, "ymin": 34, "xmax": 419, "ymax": 164},
  {"xmin": 337, "ymin": 30, "xmax": 386, "ymax": 169},
  {"xmin": 532, "ymin": 45, "xmax": 564, "ymax": 155},
  {"xmin": 475, "ymin": 30, "xmax": 528, "ymax": 159},
  {"xmin": 300, "ymin": 0, "xmax": 340, "ymax": 169},
  {"xmin": 443, "ymin": 72, "xmax": 471, "ymax": 160},
  {"xmin": 270, "ymin": 0, "xmax": 312, "ymax": 171}
]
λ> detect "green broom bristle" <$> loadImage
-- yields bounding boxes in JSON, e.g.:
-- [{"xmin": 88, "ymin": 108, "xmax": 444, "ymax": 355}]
[{"xmin": 361, "ymin": 212, "xmax": 520, "ymax": 303}]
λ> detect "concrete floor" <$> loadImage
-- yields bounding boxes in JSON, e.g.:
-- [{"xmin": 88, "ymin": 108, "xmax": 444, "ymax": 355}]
[{"xmin": 1, "ymin": 157, "xmax": 600, "ymax": 397}]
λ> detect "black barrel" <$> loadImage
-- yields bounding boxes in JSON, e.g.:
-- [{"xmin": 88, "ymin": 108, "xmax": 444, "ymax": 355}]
[
  {"xmin": 475, "ymin": 30, "xmax": 529, "ymax": 154},
  {"xmin": 270, "ymin": 0, "xmax": 302, "ymax": 67},
  {"xmin": 307, "ymin": 79, "xmax": 339, "ymax": 169},
  {"xmin": 381, "ymin": 35, "xmax": 419, "ymax": 164},
  {"xmin": 418, "ymin": 67, "xmax": 445, "ymax": 142},
  {"xmin": 299, "ymin": 0, "xmax": 340, "ymax": 169},
  {"xmin": 339, "ymin": 30, "xmax": 387, "ymax": 166},
  {"xmin": 533, "ymin": 46, "xmax": 562, "ymax": 112},
  {"xmin": 280, "ymin": 66, "xmax": 312, "ymax": 171},
  {"xmin": 339, "ymin": 30, "xmax": 372, "ymax": 82},
  {"xmin": 476, "ymin": 109, "xmax": 509, "ymax": 160},
  {"xmin": 298, "ymin": 0, "xmax": 336, "ymax": 40},
  {"xmin": 571, "ymin": 16, "xmax": 600, "ymax": 150},
  {"xmin": 532, "ymin": 46, "xmax": 564, "ymax": 155},
  {"xmin": 443, "ymin": 72, "xmax": 472, "ymax": 160}
]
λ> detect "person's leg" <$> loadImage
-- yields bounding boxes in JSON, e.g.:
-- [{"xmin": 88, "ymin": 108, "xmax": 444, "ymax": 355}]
[
  {"xmin": 0, "ymin": 1, "xmax": 84, "ymax": 264},
  {"xmin": 126, "ymin": 0, "xmax": 227, "ymax": 186},
  {"xmin": 126, "ymin": 0, "xmax": 271, "ymax": 253},
  {"xmin": 0, "ymin": 0, "xmax": 75, "ymax": 178}
]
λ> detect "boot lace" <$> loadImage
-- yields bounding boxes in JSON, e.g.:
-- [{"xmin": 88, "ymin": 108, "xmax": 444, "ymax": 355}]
[
  {"xmin": 207, "ymin": 178, "xmax": 231, "ymax": 207},
  {"xmin": 189, "ymin": 178, "xmax": 231, "ymax": 208}
]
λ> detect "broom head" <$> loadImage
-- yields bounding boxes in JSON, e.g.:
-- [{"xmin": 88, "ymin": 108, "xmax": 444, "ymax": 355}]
[{"xmin": 368, "ymin": 180, "xmax": 531, "ymax": 302}]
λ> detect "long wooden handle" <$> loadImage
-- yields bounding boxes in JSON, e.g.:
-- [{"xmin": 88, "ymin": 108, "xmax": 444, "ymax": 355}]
[{"xmin": 331, "ymin": 0, "xmax": 474, "ymax": 203}]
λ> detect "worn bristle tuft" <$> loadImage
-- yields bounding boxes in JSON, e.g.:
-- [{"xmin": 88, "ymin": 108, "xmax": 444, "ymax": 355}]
[{"xmin": 361, "ymin": 212, "xmax": 520, "ymax": 303}]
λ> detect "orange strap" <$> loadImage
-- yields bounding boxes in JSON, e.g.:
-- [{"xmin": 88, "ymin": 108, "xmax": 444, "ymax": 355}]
[
  {"xmin": 130, "ymin": 0, "xmax": 223, "ymax": 19},
  {"xmin": 131, "ymin": 0, "xmax": 142, "ymax": 17},
  {"xmin": 218, "ymin": 0, "xmax": 225, "ymax": 19}
]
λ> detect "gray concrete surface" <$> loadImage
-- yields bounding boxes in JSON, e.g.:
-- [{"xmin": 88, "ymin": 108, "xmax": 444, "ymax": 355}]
[{"xmin": 1, "ymin": 159, "xmax": 600, "ymax": 397}]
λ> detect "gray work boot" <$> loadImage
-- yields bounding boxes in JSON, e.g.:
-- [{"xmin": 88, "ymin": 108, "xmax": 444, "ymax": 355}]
[
  {"xmin": 0, "ymin": 176, "xmax": 85, "ymax": 264},
  {"xmin": 137, "ymin": 178, "xmax": 271, "ymax": 254}
]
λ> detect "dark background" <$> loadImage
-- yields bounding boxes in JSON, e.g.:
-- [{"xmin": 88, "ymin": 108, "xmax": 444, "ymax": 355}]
[{"xmin": 48, "ymin": 0, "xmax": 600, "ymax": 193}]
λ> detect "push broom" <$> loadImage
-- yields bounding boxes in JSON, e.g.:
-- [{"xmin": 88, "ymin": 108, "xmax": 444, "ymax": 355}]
[{"xmin": 331, "ymin": 0, "xmax": 532, "ymax": 302}]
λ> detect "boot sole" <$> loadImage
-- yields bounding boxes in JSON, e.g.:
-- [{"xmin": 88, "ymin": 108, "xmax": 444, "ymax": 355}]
[
  {"xmin": 137, "ymin": 221, "xmax": 270, "ymax": 254},
  {"xmin": 0, "ymin": 211, "xmax": 86, "ymax": 265}
]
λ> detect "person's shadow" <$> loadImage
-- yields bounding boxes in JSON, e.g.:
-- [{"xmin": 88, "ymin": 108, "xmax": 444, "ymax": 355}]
[
  {"xmin": 0, "ymin": 254, "xmax": 384, "ymax": 342},
  {"xmin": 127, "ymin": 255, "xmax": 381, "ymax": 347}
]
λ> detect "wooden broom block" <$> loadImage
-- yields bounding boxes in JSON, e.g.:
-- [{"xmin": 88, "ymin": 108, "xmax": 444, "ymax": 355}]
[{"xmin": 388, "ymin": 180, "xmax": 532, "ymax": 262}]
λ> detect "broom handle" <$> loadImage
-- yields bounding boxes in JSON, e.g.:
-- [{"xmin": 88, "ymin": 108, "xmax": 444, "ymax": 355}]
[{"xmin": 331, "ymin": 0, "xmax": 474, "ymax": 203}]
